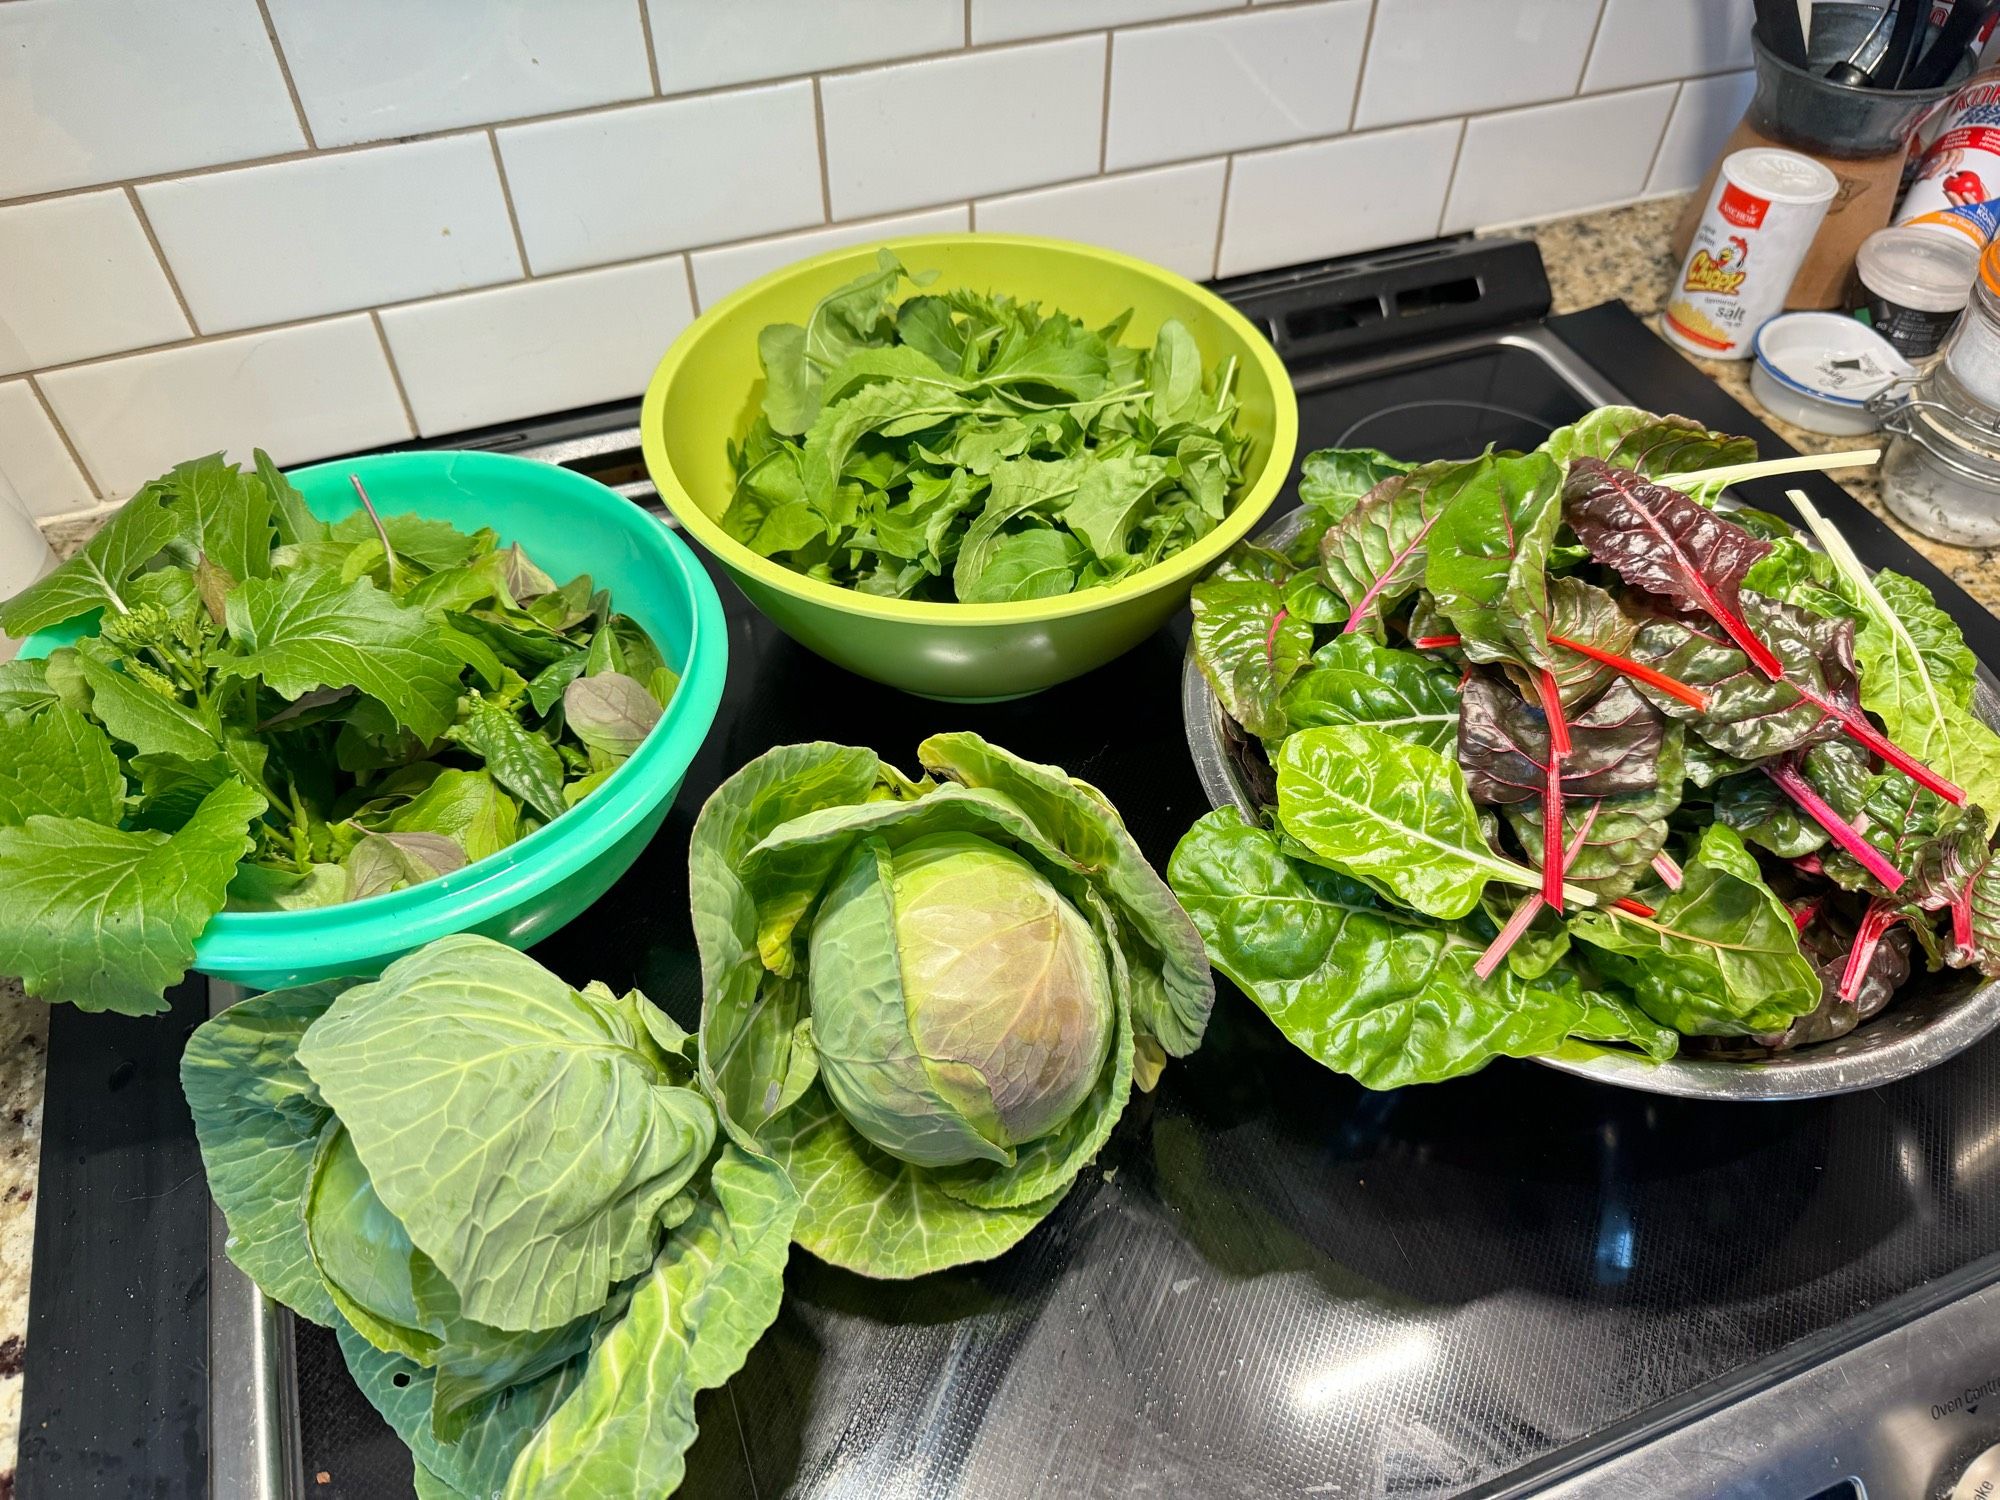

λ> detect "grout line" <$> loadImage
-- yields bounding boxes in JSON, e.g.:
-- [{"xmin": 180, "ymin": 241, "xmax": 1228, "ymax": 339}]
[
  {"xmin": 123, "ymin": 185, "xmax": 201, "ymax": 337},
  {"xmin": 1098, "ymin": 32, "xmax": 1114, "ymax": 173},
  {"xmin": 368, "ymin": 311, "xmax": 422, "ymax": 438},
  {"xmin": 681, "ymin": 253, "xmax": 702, "ymax": 316},
  {"xmin": 36, "ymin": 497, "xmax": 125, "ymax": 528},
  {"xmin": 811, "ymin": 78, "xmax": 835, "ymax": 223},
  {"xmin": 636, "ymin": 0, "xmax": 663, "ymax": 94},
  {"xmin": 25, "ymin": 375, "xmax": 104, "ymax": 500},
  {"xmin": 1573, "ymin": 0, "xmax": 1612, "ymax": 95},
  {"xmin": 1209, "ymin": 156, "xmax": 1235, "ymax": 280},
  {"xmin": 252, "ymin": 0, "xmax": 318, "ymax": 150},
  {"xmin": 963, "ymin": 0, "xmax": 973, "ymax": 46},
  {"xmin": 1636, "ymin": 82, "xmax": 1683, "ymax": 196},
  {"xmin": 0, "ymin": 19, "xmax": 1736, "ymax": 217},
  {"xmin": 1346, "ymin": 0, "xmax": 1379, "ymax": 133},
  {"xmin": 487, "ymin": 130, "xmax": 535, "ymax": 276},
  {"xmin": 1435, "ymin": 117, "xmax": 1471, "ymax": 236}
]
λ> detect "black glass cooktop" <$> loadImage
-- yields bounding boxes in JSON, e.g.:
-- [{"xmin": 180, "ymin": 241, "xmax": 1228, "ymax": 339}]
[{"xmin": 23, "ymin": 277, "xmax": 2000, "ymax": 1500}]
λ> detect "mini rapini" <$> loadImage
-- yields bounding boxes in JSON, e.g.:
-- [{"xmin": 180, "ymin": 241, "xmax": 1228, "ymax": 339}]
[
  {"xmin": 0, "ymin": 452, "xmax": 675, "ymax": 1013},
  {"xmin": 1177, "ymin": 407, "xmax": 2000, "ymax": 1085}
]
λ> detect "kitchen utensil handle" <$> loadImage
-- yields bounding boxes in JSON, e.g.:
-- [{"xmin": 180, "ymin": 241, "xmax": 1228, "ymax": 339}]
[
  {"xmin": 1909, "ymin": 0, "xmax": 1998, "ymax": 87},
  {"xmin": 1872, "ymin": 0, "xmax": 1927, "ymax": 86},
  {"xmin": 1756, "ymin": 0, "xmax": 1811, "ymax": 67}
]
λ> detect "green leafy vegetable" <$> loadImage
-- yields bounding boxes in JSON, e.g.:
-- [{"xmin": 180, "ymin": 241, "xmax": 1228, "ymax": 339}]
[
  {"xmin": 1178, "ymin": 405, "xmax": 2000, "ymax": 1083},
  {"xmin": 724, "ymin": 253, "xmax": 1250, "ymax": 602},
  {"xmin": 181, "ymin": 936, "xmax": 798, "ymax": 1499},
  {"xmin": 691, "ymin": 733, "xmax": 1210, "ymax": 1277},
  {"xmin": 0, "ymin": 451, "xmax": 677, "ymax": 1011}
]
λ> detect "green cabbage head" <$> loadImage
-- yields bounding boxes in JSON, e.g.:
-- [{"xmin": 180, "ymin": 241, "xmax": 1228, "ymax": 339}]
[
  {"xmin": 692, "ymin": 733, "xmax": 1215, "ymax": 1278},
  {"xmin": 809, "ymin": 832, "xmax": 1115, "ymax": 1168}
]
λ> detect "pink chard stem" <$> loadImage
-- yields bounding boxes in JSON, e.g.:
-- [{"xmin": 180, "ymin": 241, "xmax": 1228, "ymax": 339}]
[
  {"xmin": 1650, "ymin": 851, "xmax": 1683, "ymax": 891},
  {"xmin": 1765, "ymin": 759, "xmax": 1906, "ymax": 893},
  {"xmin": 1839, "ymin": 898, "xmax": 1903, "ymax": 1004},
  {"xmin": 1475, "ymin": 894, "xmax": 1545, "ymax": 981}
]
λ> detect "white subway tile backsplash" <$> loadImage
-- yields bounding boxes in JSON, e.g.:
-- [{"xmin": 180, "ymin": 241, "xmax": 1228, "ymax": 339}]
[
  {"xmin": 0, "ymin": 0, "xmax": 305, "ymax": 198},
  {"xmin": 1443, "ymin": 85, "xmax": 1678, "ymax": 233},
  {"xmin": 972, "ymin": 0, "xmax": 1222, "ymax": 44},
  {"xmin": 38, "ymin": 318, "xmax": 411, "ymax": 499},
  {"xmin": 499, "ymin": 84, "xmax": 824, "ymax": 274},
  {"xmin": 1583, "ymin": 0, "xmax": 1755, "ymax": 93},
  {"xmin": 821, "ymin": 38, "xmax": 1105, "ymax": 219},
  {"xmin": 1219, "ymin": 121, "xmax": 1461, "ymax": 276},
  {"xmin": 1105, "ymin": 4, "xmax": 1369, "ymax": 171},
  {"xmin": 0, "ymin": 193, "xmax": 190, "ymax": 376},
  {"xmin": 1647, "ymin": 70, "xmax": 1755, "ymax": 194},
  {"xmin": 977, "ymin": 160, "xmax": 1228, "ymax": 283},
  {"xmin": 0, "ymin": 383, "xmax": 94, "ymax": 519},
  {"xmin": 690, "ymin": 207, "xmax": 971, "ymax": 305},
  {"xmin": 137, "ymin": 138, "xmax": 521, "ymax": 335},
  {"xmin": 647, "ymin": 0, "xmax": 964, "ymax": 92},
  {"xmin": 1355, "ymin": 0, "xmax": 1605, "ymax": 130},
  {"xmin": 266, "ymin": 0, "xmax": 652, "ymax": 148},
  {"xmin": 379, "ymin": 258, "xmax": 695, "ymax": 436}
]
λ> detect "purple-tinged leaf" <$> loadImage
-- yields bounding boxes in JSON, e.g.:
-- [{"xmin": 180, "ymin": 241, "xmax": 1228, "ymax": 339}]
[
  {"xmin": 1563, "ymin": 458, "xmax": 1780, "ymax": 678},
  {"xmin": 1457, "ymin": 675, "xmax": 1665, "ymax": 807}
]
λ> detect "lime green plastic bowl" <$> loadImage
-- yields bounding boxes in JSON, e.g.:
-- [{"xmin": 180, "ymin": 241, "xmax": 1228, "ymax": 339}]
[
  {"xmin": 19, "ymin": 450, "xmax": 727, "ymax": 992},
  {"xmin": 641, "ymin": 233, "xmax": 1298, "ymax": 701}
]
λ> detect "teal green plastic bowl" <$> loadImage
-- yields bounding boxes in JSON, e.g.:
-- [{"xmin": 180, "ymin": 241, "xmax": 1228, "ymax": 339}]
[{"xmin": 19, "ymin": 450, "xmax": 728, "ymax": 991}]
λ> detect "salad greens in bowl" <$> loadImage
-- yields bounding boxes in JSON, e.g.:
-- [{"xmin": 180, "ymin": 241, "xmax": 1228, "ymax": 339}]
[
  {"xmin": 0, "ymin": 448, "xmax": 726, "ymax": 1005},
  {"xmin": 642, "ymin": 233, "xmax": 1297, "ymax": 701},
  {"xmin": 1175, "ymin": 406, "xmax": 2000, "ymax": 1099}
]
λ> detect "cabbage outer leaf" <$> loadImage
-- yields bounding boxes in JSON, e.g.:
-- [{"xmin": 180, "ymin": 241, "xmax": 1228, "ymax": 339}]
[
  {"xmin": 298, "ymin": 934, "xmax": 717, "ymax": 1333},
  {"xmin": 502, "ymin": 1147, "xmax": 798, "ymax": 1498}
]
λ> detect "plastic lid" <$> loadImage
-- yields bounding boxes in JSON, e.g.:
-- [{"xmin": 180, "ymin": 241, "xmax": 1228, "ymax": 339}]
[
  {"xmin": 1752, "ymin": 311, "xmax": 1915, "ymax": 407},
  {"xmin": 1981, "ymin": 237, "xmax": 2000, "ymax": 301},
  {"xmin": 1722, "ymin": 147, "xmax": 1838, "ymax": 206},
  {"xmin": 1857, "ymin": 226, "xmax": 1979, "ymax": 312}
]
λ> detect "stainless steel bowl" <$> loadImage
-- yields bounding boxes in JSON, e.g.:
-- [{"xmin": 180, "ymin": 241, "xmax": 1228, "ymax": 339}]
[{"xmin": 1181, "ymin": 506, "xmax": 2000, "ymax": 1100}]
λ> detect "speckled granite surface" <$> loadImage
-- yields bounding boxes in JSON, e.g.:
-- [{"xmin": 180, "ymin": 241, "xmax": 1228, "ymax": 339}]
[{"xmin": 1, "ymin": 193, "xmax": 1996, "ymax": 1487}]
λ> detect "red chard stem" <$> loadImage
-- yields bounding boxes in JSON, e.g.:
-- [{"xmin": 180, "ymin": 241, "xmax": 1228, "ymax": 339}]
[
  {"xmin": 1533, "ymin": 668, "xmax": 1572, "ymax": 756},
  {"xmin": 1413, "ymin": 634, "xmax": 1462, "ymax": 650},
  {"xmin": 1765, "ymin": 759, "xmax": 1907, "ymax": 893},
  {"xmin": 1808, "ymin": 693, "xmax": 1966, "ymax": 805},
  {"xmin": 1548, "ymin": 633, "xmax": 1711, "ymax": 712},
  {"xmin": 1790, "ymin": 896, "xmax": 1824, "ymax": 934},
  {"xmin": 1613, "ymin": 897, "xmax": 1657, "ymax": 918},
  {"xmin": 1263, "ymin": 607, "xmax": 1290, "ymax": 668}
]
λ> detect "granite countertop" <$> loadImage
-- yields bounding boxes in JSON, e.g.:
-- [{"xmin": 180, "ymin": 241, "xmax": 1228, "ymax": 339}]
[{"xmin": 1, "ymin": 192, "xmax": 1995, "ymax": 1487}]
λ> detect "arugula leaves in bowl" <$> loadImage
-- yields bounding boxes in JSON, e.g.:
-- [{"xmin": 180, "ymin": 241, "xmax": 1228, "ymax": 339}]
[
  {"xmin": 0, "ymin": 451, "xmax": 680, "ymax": 1014},
  {"xmin": 1175, "ymin": 406, "xmax": 2000, "ymax": 1090},
  {"xmin": 723, "ymin": 251, "xmax": 1252, "ymax": 604}
]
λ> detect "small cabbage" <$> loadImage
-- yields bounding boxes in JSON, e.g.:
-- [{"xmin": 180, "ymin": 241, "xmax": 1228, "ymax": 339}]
[
  {"xmin": 694, "ymin": 733, "xmax": 1215, "ymax": 1278},
  {"xmin": 809, "ymin": 833, "xmax": 1114, "ymax": 1168}
]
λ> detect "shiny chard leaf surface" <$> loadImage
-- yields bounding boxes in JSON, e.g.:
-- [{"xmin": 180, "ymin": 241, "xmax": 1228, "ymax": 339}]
[
  {"xmin": 1626, "ymin": 594, "xmax": 1860, "ymax": 762},
  {"xmin": 1317, "ymin": 456, "xmax": 1497, "ymax": 639},
  {"xmin": 1188, "ymin": 577, "xmax": 1315, "ymax": 740},
  {"xmin": 1278, "ymin": 634, "xmax": 1461, "ymax": 751},
  {"xmin": 1571, "ymin": 824, "xmax": 1820, "ymax": 1036},
  {"xmin": 1168, "ymin": 811, "xmax": 1592, "ymax": 1088},
  {"xmin": 1563, "ymin": 458, "xmax": 1779, "ymax": 676},
  {"xmin": 1275, "ymin": 724, "xmax": 1545, "ymax": 919},
  {"xmin": 1541, "ymin": 406, "xmax": 1757, "ymax": 482},
  {"xmin": 1457, "ymin": 675, "xmax": 1664, "ymax": 807},
  {"xmin": 1423, "ymin": 451, "xmax": 1567, "ymax": 671}
]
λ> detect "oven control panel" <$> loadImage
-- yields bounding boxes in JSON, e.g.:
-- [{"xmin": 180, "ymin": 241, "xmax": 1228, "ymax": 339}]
[{"xmin": 1539, "ymin": 1277, "xmax": 2000, "ymax": 1499}]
